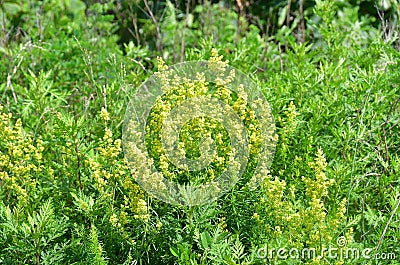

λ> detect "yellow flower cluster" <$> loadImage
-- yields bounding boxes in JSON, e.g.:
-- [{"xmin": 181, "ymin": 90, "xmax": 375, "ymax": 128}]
[
  {"xmin": 0, "ymin": 105, "xmax": 44, "ymax": 205},
  {"xmin": 144, "ymin": 54, "xmax": 251, "ymax": 186},
  {"xmin": 155, "ymin": 56, "xmax": 174, "ymax": 92},
  {"xmin": 208, "ymin": 48, "xmax": 229, "ymax": 74},
  {"xmin": 304, "ymin": 148, "xmax": 334, "ymax": 198},
  {"xmin": 85, "ymin": 127, "xmax": 124, "ymax": 192},
  {"xmin": 124, "ymin": 48, "xmax": 277, "ymax": 206},
  {"xmin": 100, "ymin": 107, "xmax": 110, "ymax": 121},
  {"xmin": 277, "ymin": 101, "xmax": 299, "ymax": 156},
  {"xmin": 255, "ymin": 148, "xmax": 350, "ymax": 263},
  {"xmin": 133, "ymin": 198, "xmax": 150, "ymax": 221},
  {"xmin": 218, "ymin": 216, "xmax": 228, "ymax": 232},
  {"xmin": 165, "ymin": 54, "xmax": 260, "ymax": 182},
  {"xmin": 301, "ymin": 149, "xmax": 347, "ymax": 250},
  {"xmin": 98, "ymin": 128, "xmax": 122, "ymax": 160},
  {"xmin": 85, "ymin": 112, "xmax": 152, "ymax": 231}
]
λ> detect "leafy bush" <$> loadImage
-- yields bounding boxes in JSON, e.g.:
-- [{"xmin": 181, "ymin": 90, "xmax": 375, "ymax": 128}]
[{"xmin": 0, "ymin": 0, "xmax": 399, "ymax": 264}]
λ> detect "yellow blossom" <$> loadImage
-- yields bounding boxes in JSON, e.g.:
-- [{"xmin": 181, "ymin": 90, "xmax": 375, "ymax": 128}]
[{"xmin": 100, "ymin": 107, "xmax": 110, "ymax": 121}]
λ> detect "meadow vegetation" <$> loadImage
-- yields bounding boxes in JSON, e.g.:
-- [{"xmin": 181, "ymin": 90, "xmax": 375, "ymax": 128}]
[{"xmin": 0, "ymin": 0, "xmax": 399, "ymax": 264}]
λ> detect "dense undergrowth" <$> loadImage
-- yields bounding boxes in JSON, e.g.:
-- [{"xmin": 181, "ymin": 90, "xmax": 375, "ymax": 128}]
[{"xmin": 0, "ymin": 0, "xmax": 399, "ymax": 264}]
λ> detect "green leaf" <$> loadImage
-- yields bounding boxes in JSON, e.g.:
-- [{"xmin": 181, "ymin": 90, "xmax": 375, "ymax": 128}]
[
  {"xmin": 278, "ymin": 6, "xmax": 287, "ymax": 26},
  {"xmin": 170, "ymin": 246, "xmax": 179, "ymax": 257},
  {"xmin": 200, "ymin": 231, "xmax": 212, "ymax": 249},
  {"xmin": 3, "ymin": 3, "xmax": 21, "ymax": 16}
]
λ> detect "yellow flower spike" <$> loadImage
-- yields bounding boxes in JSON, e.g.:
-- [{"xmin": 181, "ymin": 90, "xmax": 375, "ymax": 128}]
[
  {"xmin": 100, "ymin": 107, "xmax": 110, "ymax": 121},
  {"xmin": 156, "ymin": 220, "xmax": 163, "ymax": 229},
  {"xmin": 0, "ymin": 106, "xmax": 47, "ymax": 206},
  {"xmin": 156, "ymin": 56, "xmax": 168, "ymax": 71},
  {"xmin": 208, "ymin": 48, "xmax": 229, "ymax": 73},
  {"xmin": 109, "ymin": 214, "xmax": 119, "ymax": 227}
]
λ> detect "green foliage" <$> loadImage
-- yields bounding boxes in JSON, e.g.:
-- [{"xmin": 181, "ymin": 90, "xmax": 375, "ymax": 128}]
[
  {"xmin": 0, "ymin": 0, "xmax": 399, "ymax": 264},
  {"xmin": 0, "ymin": 200, "xmax": 68, "ymax": 264}
]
